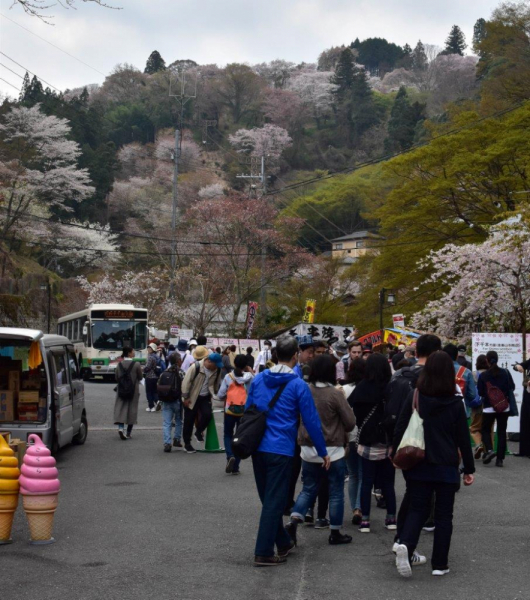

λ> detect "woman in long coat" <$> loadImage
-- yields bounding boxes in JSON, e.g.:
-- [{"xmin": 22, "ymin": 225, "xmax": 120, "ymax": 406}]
[{"xmin": 114, "ymin": 347, "xmax": 144, "ymax": 440}]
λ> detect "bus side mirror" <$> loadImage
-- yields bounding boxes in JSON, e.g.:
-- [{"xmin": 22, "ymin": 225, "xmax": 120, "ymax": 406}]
[{"xmin": 82, "ymin": 325, "xmax": 88, "ymax": 336}]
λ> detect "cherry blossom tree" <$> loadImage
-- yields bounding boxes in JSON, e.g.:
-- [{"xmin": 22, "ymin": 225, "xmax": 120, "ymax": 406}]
[
  {"xmin": 198, "ymin": 183, "xmax": 225, "ymax": 200},
  {"xmin": 229, "ymin": 124, "xmax": 292, "ymax": 161},
  {"xmin": 13, "ymin": 0, "xmax": 116, "ymax": 21},
  {"xmin": 252, "ymin": 60, "xmax": 297, "ymax": 89},
  {"xmin": 411, "ymin": 216, "xmax": 530, "ymax": 344},
  {"xmin": 262, "ymin": 88, "xmax": 309, "ymax": 134},
  {"xmin": 288, "ymin": 67, "xmax": 337, "ymax": 128}
]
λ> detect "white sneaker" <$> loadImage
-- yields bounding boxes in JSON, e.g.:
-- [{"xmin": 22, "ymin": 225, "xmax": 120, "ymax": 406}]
[
  {"xmin": 392, "ymin": 542, "xmax": 399, "ymax": 554},
  {"xmin": 146, "ymin": 407, "xmax": 151, "ymax": 412},
  {"xmin": 432, "ymin": 569, "xmax": 450, "ymax": 576},
  {"xmin": 411, "ymin": 551, "xmax": 427, "ymax": 566},
  {"xmin": 150, "ymin": 407, "xmax": 157, "ymax": 412},
  {"xmin": 395, "ymin": 544, "xmax": 412, "ymax": 578}
]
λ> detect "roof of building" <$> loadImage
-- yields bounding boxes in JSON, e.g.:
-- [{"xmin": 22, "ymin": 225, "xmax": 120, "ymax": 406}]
[{"xmin": 330, "ymin": 230, "xmax": 383, "ymax": 243}]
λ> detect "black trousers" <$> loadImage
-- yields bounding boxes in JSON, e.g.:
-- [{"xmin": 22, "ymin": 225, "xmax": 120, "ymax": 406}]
[
  {"xmin": 400, "ymin": 479, "xmax": 458, "ymax": 570},
  {"xmin": 482, "ymin": 412, "xmax": 509, "ymax": 459},
  {"xmin": 285, "ymin": 443, "xmax": 302, "ymax": 512},
  {"xmin": 183, "ymin": 395, "xmax": 212, "ymax": 444},
  {"xmin": 519, "ymin": 390, "xmax": 530, "ymax": 457},
  {"xmin": 396, "ymin": 476, "xmax": 435, "ymax": 543},
  {"xmin": 310, "ymin": 470, "xmax": 330, "ymax": 519}
]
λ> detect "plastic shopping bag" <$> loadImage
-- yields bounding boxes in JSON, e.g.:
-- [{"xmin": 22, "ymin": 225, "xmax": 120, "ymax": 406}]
[{"xmin": 393, "ymin": 390, "xmax": 425, "ymax": 470}]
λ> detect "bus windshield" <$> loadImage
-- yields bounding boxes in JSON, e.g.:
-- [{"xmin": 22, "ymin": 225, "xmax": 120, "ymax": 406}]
[{"xmin": 91, "ymin": 320, "xmax": 147, "ymax": 351}]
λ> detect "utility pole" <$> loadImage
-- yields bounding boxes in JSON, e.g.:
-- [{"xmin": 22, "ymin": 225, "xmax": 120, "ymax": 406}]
[
  {"xmin": 168, "ymin": 68, "xmax": 197, "ymax": 298},
  {"xmin": 237, "ymin": 156, "xmax": 268, "ymax": 321},
  {"xmin": 202, "ymin": 119, "xmax": 217, "ymax": 145}
]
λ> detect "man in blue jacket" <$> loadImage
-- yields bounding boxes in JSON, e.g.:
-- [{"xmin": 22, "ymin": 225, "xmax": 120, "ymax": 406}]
[
  {"xmin": 443, "ymin": 344, "xmax": 478, "ymax": 416},
  {"xmin": 247, "ymin": 335, "xmax": 329, "ymax": 567}
]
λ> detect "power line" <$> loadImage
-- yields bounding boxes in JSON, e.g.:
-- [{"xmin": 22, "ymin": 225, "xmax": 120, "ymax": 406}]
[
  {"xmin": 0, "ymin": 52, "xmax": 61, "ymax": 92},
  {"xmin": 267, "ymin": 101, "xmax": 528, "ymax": 198},
  {"xmin": 0, "ymin": 13, "xmax": 107, "ymax": 77},
  {"xmin": 0, "ymin": 77, "xmax": 20, "ymax": 92},
  {"xmin": 0, "ymin": 63, "xmax": 24, "ymax": 79}
]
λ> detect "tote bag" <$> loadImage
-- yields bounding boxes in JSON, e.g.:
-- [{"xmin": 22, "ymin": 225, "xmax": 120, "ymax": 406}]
[{"xmin": 393, "ymin": 389, "xmax": 425, "ymax": 470}]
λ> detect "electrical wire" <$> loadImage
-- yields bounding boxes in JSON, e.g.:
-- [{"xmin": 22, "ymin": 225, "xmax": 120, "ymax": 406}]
[
  {"xmin": 0, "ymin": 77, "xmax": 20, "ymax": 92},
  {"xmin": 0, "ymin": 52, "xmax": 61, "ymax": 92},
  {"xmin": 0, "ymin": 13, "xmax": 107, "ymax": 77},
  {"xmin": 0, "ymin": 63, "xmax": 24, "ymax": 79}
]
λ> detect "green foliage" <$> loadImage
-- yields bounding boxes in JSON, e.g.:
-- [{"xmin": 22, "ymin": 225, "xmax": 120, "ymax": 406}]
[
  {"xmin": 441, "ymin": 25, "xmax": 467, "ymax": 56},
  {"xmin": 356, "ymin": 38, "xmax": 406, "ymax": 75},
  {"xmin": 144, "ymin": 50, "xmax": 166, "ymax": 74},
  {"xmin": 385, "ymin": 87, "xmax": 426, "ymax": 153},
  {"xmin": 412, "ymin": 41, "xmax": 428, "ymax": 71}
]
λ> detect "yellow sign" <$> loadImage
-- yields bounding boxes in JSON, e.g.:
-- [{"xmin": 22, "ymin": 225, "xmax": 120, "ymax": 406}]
[{"xmin": 302, "ymin": 299, "xmax": 316, "ymax": 324}]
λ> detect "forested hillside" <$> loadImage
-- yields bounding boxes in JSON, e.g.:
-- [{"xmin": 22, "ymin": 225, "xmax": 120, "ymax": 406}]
[{"xmin": 1, "ymin": 1, "xmax": 529, "ymax": 337}]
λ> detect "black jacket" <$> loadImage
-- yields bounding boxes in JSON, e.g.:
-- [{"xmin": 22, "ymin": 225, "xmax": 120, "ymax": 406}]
[
  {"xmin": 385, "ymin": 364, "xmax": 424, "ymax": 438},
  {"xmin": 393, "ymin": 392, "xmax": 475, "ymax": 475},
  {"xmin": 350, "ymin": 379, "xmax": 388, "ymax": 446}
]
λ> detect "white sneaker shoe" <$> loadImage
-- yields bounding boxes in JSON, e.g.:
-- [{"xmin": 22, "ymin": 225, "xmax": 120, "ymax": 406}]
[
  {"xmin": 432, "ymin": 569, "xmax": 450, "ymax": 576},
  {"xmin": 395, "ymin": 544, "xmax": 412, "ymax": 578},
  {"xmin": 411, "ymin": 551, "xmax": 427, "ymax": 566},
  {"xmin": 392, "ymin": 542, "xmax": 399, "ymax": 554},
  {"xmin": 146, "ymin": 407, "xmax": 151, "ymax": 412}
]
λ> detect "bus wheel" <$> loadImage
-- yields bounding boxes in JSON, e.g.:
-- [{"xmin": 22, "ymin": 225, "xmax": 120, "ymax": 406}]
[{"xmin": 72, "ymin": 414, "xmax": 88, "ymax": 445}]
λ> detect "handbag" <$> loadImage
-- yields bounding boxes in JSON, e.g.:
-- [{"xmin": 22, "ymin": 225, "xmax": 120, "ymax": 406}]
[
  {"xmin": 486, "ymin": 381, "xmax": 510, "ymax": 413},
  {"xmin": 232, "ymin": 383, "xmax": 287, "ymax": 460},
  {"xmin": 393, "ymin": 389, "xmax": 425, "ymax": 470}
]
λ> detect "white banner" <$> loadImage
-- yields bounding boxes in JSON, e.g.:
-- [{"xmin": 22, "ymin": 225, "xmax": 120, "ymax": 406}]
[
  {"xmin": 286, "ymin": 324, "xmax": 355, "ymax": 343},
  {"xmin": 472, "ymin": 333, "xmax": 525, "ymax": 433}
]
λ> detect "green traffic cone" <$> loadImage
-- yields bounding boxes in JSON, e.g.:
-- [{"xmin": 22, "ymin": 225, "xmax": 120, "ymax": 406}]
[
  {"xmin": 493, "ymin": 432, "xmax": 511, "ymax": 456},
  {"xmin": 197, "ymin": 416, "xmax": 225, "ymax": 453}
]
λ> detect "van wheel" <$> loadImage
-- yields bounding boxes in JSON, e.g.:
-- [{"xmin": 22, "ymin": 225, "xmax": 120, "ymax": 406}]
[{"xmin": 72, "ymin": 414, "xmax": 88, "ymax": 445}]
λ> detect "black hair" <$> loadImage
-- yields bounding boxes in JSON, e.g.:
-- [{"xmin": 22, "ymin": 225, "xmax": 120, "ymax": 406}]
[
  {"xmin": 443, "ymin": 343, "xmax": 458, "ymax": 362},
  {"xmin": 314, "ymin": 340, "xmax": 328, "ymax": 349},
  {"xmin": 396, "ymin": 359, "xmax": 411, "ymax": 370},
  {"xmin": 234, "ymin": 354, "xmax": 248, "ymax": 376},
  {"xmin": 168, "ymin": 344, "xmax": 175, "ymax": 351},
  {"xmin": 344, "ymin": 357, "xmax": 366, "ymax": 384},
  {"xmin": 121, "ymin": 347, "xmax": 133, "ymax": 358},
  {"xmin": 308, "ymin": 354, "xmax": 337, "ymax": 385},
  {"xmin": 229, "ymin": 345, "xmax": 237, "ymax": 352},
  {"xmin": 215, "ymin": 347, "xmax": 221, "ymax": 354},
  {"xmin": 196, "ymin": 335, "xmax": 207, "ymax": 345},
  {"xmin": 365, "ymin": 352, "xmax": 391, "ymax": 385},
  {"xmin": 169, "ymin": 352, "xmax": 181, "ymax": 366},
  {"xmin": 486, "ymin": 350, "xmax": 501, "ymax": 376},
  {"xmin": 416, "ymin": 334, "xmax": 442, "ymax": 358},
  {"xmin": 475, "ymin": 354, "xmax": 489, "ymax": 371},
  {"xmin": 417, "ymin": 351, "xmax": 456, "ymax": 397},
  {"xmin": 246, "ymin": 347, "xmax": 253, "ymax": 354}
]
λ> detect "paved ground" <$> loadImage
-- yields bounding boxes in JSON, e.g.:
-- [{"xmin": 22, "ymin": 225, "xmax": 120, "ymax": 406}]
[{"xmin": 3, "ymin": 381, "xmax": 529, "ymax": 600}]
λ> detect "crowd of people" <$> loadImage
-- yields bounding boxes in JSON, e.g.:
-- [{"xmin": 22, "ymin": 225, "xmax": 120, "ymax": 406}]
[{"xmin": 111, "ymin": 330, "xmax": 530, "ymax": 575}]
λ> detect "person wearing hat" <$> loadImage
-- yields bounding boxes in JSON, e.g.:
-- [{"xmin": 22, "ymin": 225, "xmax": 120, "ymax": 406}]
[
  {"xmin": 181, "ymin": 338, "xmax": 199, "ymax": 372},
  {"xmin": 392, "ymin": 344, "xmax": 406, "ymax": 370},
  {"xmin": 294, "ymin": 335, "xmax": 314, "ymax": 381},
  {"xmin": 181, "ymin": 348, "xmax": 223, "ymax": 453},
  {"xmin": 456, "ymin": 344, "xmax": 472, "ymax": 370},
  {"xmin": 143, "ymin": 343, "xmax": 161, "ymax": 411}
]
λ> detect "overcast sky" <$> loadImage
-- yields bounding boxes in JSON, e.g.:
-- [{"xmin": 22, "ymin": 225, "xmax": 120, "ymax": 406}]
[{"xmin": 0, "ymin": 0, "xmax": 501, "ymax": 98}]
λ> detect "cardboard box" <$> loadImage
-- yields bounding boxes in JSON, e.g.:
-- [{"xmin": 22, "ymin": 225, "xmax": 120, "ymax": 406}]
[
  {"xmin": 0, "ymin": 391, "xmax": 14, "ymax": 422},
  {"xmin": 8, "ymin": 439, "xmax": 26, "ymax": 466},
  {"xmin": 8, "ymin": 371, "xmax": 20, "ymax": 392},
  {"xmin": 22, "ymin": 371, "xmax": 41, "ymax": 390},
  {"xmin": 18, "ymin": 390, "xmax": 39, "ymax": 404},
  {"xmin": 0, "ymin": 431, "xmax": 11, "ymax": 444},
  {"xmin": 38, "ymin": 396, "xmax": 47, "ymax": 408}
]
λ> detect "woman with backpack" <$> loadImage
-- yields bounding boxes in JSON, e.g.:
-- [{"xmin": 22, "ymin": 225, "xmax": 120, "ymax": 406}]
[
  {"xmin": 477, "ymin": 350, "xmax": 516, "ymax": 467},
  {"xmin": 350, "ymin": 352, "xmax": 395, "ymax": 534},
  {"xmin": 144, "ymin": 343, "xmax": 160, "ymax": 412},
  {"xmin": 159, "ymin": 352, "xmax": 184, "ymax": 453},
  {"xmin": 217, "ymin": 354, "xmax": 254, "ymax": 474},
  {"xmin": 114, "ymin": 347, "xmax": 144, "ymax": 440},
  {"xmin": 392, "ymin": 351, "xmax": 475, "ymax": 578}
]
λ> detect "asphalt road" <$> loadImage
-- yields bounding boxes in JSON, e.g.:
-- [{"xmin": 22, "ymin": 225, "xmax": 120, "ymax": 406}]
[{"xmin": 3, "ymin": 382, "xmax": 529, "ymax": 600}]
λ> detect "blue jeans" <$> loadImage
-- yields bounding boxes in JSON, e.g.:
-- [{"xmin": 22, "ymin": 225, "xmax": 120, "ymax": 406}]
[
  {"xmin": 346, "ymin": 443, "xmax": 362, "ymax": 511},
  {"xmin": 162, "ymin": 401, "xmax": 182, "ymax": 444},
  {"xmin": 145, "ymin": 378, "xmax": 158, "ymax": 409},
  {"xmin": 292, "ymin": 458, "xmax": 347, "ymax": 530},
  {"xmin": 360, "ymin": 456, "xmax": 396, "ymax": 519},
  {"xmin": 224, "ymin": 413, "xmax": 241, "ymax": 472},
  {"xmin": 252, "ymin": 451, "xmax": 293, "ymax": 557}
]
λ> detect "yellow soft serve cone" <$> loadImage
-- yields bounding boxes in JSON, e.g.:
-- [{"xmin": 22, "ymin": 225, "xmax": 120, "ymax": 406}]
[{"xmin": 0, "ymin": 435, "xmax": 20, "ymax": 544}]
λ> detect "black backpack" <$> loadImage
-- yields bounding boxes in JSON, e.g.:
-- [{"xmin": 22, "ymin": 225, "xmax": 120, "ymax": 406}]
[
  {"xmin": 117, "ymin": 361, "xmax": 136, "ymax": 401},
  {"xmin": 384, "ymin": 366, "xmax": 422, "ymax": 437},
  {"xmin": 157, "ymin": 368, "xmax": 182, "ymax": 402},
  {"xmin": 232, "ymin": 383, "xmax": 287, "ymax": 460}
]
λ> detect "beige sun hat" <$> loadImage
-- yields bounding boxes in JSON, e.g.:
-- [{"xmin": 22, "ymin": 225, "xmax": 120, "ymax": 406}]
[{"xmin": 193, "ymin": 345, "xmax": 209, "ymax": 360}]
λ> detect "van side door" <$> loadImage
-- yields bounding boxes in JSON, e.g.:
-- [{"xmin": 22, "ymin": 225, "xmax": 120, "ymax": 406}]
[
  {"xmin": 66, "ymin": 346, "xmax": 84, "ymax": 433},
  {"xmin": 51, "ymin": 347, "xmax": 74, "ymax": 447}
]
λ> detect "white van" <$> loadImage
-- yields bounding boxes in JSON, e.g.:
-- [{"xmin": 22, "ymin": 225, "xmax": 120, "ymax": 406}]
[{"xmin": 0, "ymin": 328, "xmax": 87, "ymax": 453}]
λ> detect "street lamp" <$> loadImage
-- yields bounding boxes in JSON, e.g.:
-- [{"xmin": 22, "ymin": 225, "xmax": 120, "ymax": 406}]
[
  {"xmin": 40, "ymin": 281, "xmax": 51, "ymax": 334},
  {"xmin": 379, "ymin": 287, "xmax": 396, "ymax": 346}
]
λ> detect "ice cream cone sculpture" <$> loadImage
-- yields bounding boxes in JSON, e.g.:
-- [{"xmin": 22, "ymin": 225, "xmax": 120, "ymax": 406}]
[
  {"xmin": 0, "ymin": 435, "xmax": 20, "ymax": 544},
  {"xmin": 19, "ymin": 434, "xmax": 60, "ymax": 545}
]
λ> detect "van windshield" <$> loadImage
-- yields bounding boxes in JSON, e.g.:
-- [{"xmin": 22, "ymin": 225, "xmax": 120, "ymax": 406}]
[
  {"xmin": 91, "ymin": 320, "xmax": 147, "ymax": 351},
  {"xmin": 0, "ymin": 339, "xmax": 48, "ymax": 424}
]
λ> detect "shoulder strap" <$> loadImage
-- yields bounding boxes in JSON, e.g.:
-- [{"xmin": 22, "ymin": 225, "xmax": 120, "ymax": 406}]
[
  {"xmin": 267, "ymin": 383, "xmax": 288, "ymax": 412},
  {"xmin": 412, "ymin": 388, "xmax": 419, "ymax": 411},
  {"xmin": 456, "ymin": 366, "xmax": 466, "ymax": 379},
  {"xmin": 193, "ymin": 361, "xmax": 201, "ymax": 380}
]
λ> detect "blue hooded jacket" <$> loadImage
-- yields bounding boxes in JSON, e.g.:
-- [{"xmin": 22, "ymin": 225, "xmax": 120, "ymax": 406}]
[{"xmin": 245, "ymin": 369, "xmax": 327, "ymax": 458}]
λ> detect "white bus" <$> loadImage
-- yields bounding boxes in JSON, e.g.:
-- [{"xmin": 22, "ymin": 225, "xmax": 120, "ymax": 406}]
[{"xmin": 57, "ymin": 304, "xmax": 149, "ymax": 380}]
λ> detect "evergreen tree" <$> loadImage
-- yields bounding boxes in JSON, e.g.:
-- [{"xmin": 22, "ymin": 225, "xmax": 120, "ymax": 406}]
[
  {"xmin": 144, "ymin": 50, "xmax": 166, "ymax": 74},
  {"xmin": 351, "ymin": 37, "xmax": 361, "ymax": 50},
  {"xmin": 332, "ymin": 48, "xmax": 355, "ymax": 96},
  {"xmin": 21, "ymin": 76, "xmax": 45, "ymax": 105},
  {"xmin": 442, "ymin": 25, "xmax": 467, "ymax": 56},
  {"xmin": 349, "ymin": 64, "xmax": 381, "ymax": 145},
  {"xmin": 399, "ymin": 44, "xmax": 413, "ymax": 69},
  {"xmin": 19, "ymin": 72, "xmax": 31, "ymax": 102},
  {"xmin": 473, "ymin": 18, "xmax": 487, "ymax": 54},
  {"xmin": 385, "ymin": 86, "xmax": 425, "ymax": 152},
  {"xmin": 412, "ymin": 41, "xmax": 428, "ymax": 71}
]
